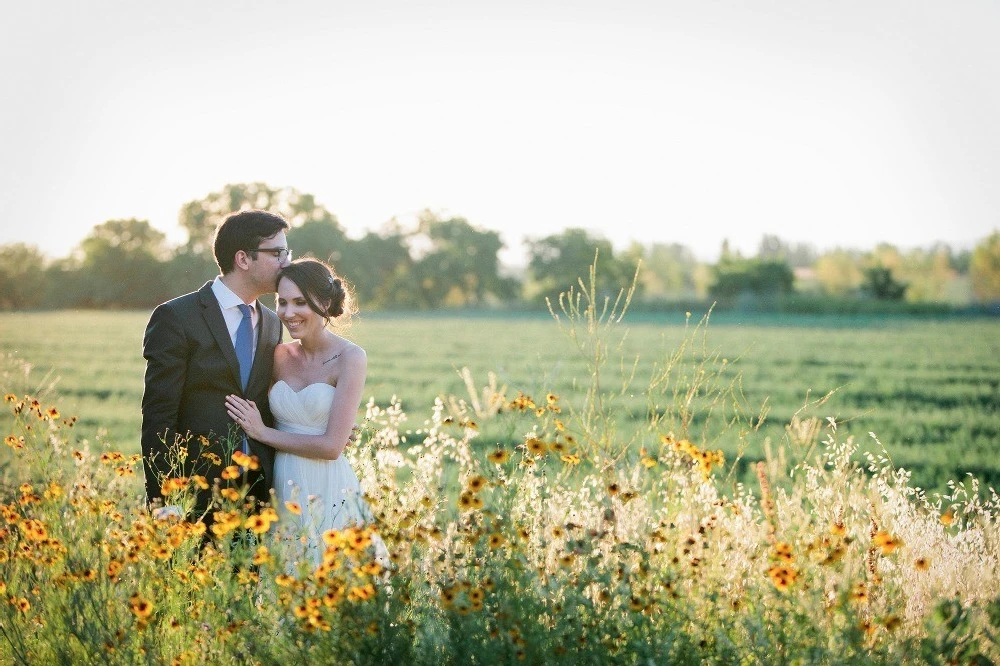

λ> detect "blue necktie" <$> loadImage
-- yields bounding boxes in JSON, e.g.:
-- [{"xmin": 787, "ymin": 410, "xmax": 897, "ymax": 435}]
[
  {"xmin": 235, "ymin": 304, "xmax": 253, "ymax": 455},
  {"xmin": 235, "ymin": 304, "xmax": 253, "ymax": 389}
]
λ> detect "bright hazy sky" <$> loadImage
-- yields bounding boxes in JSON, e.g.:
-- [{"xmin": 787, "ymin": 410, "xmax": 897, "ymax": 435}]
[{"xmin": 2, "ymin": 0, "xmax": 998, "ymax": 264}]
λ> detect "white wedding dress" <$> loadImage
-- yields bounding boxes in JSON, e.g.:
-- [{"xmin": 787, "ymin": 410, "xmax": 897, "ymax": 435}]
[{"xmin": 270, "ymin": 380, "xmax": 373, "ymax": 563}]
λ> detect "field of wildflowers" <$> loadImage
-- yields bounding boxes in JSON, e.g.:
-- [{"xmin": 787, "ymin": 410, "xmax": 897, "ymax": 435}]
[{"xmin": 1, "ymin": 276, "xmax": 998, "ymax": 664}]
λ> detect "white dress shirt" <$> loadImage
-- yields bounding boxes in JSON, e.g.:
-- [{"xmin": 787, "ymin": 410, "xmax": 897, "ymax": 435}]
[{"xmin": 211, "ymin": 277, "xmax": 258, "ymax": 359}]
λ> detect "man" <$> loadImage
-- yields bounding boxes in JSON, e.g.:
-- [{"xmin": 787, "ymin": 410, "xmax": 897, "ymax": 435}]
[{"xmin": 141, "ymin": 209, "xmax": 291, "ymax": 517}]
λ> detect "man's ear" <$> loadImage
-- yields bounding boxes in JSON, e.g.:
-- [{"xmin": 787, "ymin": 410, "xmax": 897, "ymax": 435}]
[{"xmin": 233, "ymin": 250, "xmax": 252, "ymax": 271}]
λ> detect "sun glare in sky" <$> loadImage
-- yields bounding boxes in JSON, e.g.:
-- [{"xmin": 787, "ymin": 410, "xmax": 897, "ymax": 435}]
[{"xmin": 1, "ymin": 1, "xmax": 997, "ymax": 264}]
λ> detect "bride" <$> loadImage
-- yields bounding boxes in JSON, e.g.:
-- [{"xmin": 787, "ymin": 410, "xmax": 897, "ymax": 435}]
[{"xmin": 225, "ymin": 258, "xmax": 372, "ymax": 562}]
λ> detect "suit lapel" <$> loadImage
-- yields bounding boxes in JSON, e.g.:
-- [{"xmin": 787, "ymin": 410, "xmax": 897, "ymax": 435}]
[{"xmin": 198, "ymin": 283, "xmax": 242, "ymax": 389}]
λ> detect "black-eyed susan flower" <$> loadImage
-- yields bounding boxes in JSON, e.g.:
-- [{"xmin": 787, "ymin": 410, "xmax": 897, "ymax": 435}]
[
  {"xmin": 560, "ymin": 454, "xmax": 581, "ymax": 466},
  {"xmin": 347, "ymin": 527, "xmax": 372, "ymax": 552},
  {"xmin": 349, "ymin": 584, "xmax": 376, "ymax": 602},
  {"xmin": 221, "ymin": 466, "xmax": 241, "ymax": 480},
  {"xmin": 231, "ymin": 450, "xmax": 252, "ymax": 468},
  {"xmin": 526, "ymin": 438, "xmax": 547, "ymax": 455},
  {"xmin": 772, "ymin": 542, "xmax": 794, "ymax": 563},
  {"xmin": 872, "ymin": 531, "xmax": 902, "ymax": 555},
  {"xmin": 466, "ymin": 475, "xmax": 487, "ymax": 494},
  {"xmin": 201, "ymin": 452, "xmax": 222, "ymax": 466},
  {"xmin": 284, "ymin": 501, "xmax": 302, "ymax": 516},
  {"xmin": 220, "ymin": 488, "xmax": 241, "ymax": 502},
  {"xmin": 606, "ymin": 483, "xmax": 621, "ymax": 497},
  {"xmin": 488, "ymin": 533, "xmax": 505, "ymax": 549},
  {"xmin": 487, "ymin": 449, "xmax": 510, "ymax": 464},
  {"xmin": 766, "ymin": 564, "xmax": 798, "ymax": 592},
  {"xmin": 107, "ymin": 560, "xmax": 123, "ymax": 579},
  {"xmin": 129, "ymin": 593, "xmax": 154, "ymax": 619},
  {"xmin": 236, "ymin": 569, "xmax": 259, "ymax": 585},
  {"xmin": 245, "ymin": 515, "xmax": 270, "ymax": 535},
  {"xmin": 914, "ymin": 557, "xmax": 930, "ymax": 571}
]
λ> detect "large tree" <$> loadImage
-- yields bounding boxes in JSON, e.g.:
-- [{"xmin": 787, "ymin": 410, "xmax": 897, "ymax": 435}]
[
  {"xmin": 410, "ymin": 213, "xmax": 519, "ymax": 307},
  {"xmin": 337, "ymin": 223, "xmax": 416, "ymax": 309},
  {"xmin": 813, "ymin": 249, "xmax": 864, "ymax": 296},
  {"xmin": 76, "ymin": 219, "xmax": 172, "ymax": 307},
  {"xmin": 0, "ymin": 244, "xmax": 49, "ymax": 310},
  {"xmin": 525, "ymin": 228, "xmax": 639, "ymax": 303},
  {"xmin": 633, "ymin": 242, "xmax": 702, "ymax": 299},
  {"xmin": 970, "ymin": 231, "xmax": 1000, "ymax": 302},
  {"xmin": 179, "ymin": 182, "xmax": 342, "ymax": 257},
  {"xmin": 709, "ymin": 256, "xmax": 794, "ymax": 305},
  {"xmin": 286, "ymin": 218, "xmax": 350, "ymax": 266},
  {"xmin": 756, "ymin": 234, "xmax": 818, "ymax": 268}
]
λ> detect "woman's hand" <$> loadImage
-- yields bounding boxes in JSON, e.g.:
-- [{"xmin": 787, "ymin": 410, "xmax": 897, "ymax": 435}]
[{"xmin": 226, "ymin": 395, "xmax": 266, "ymax": 441}]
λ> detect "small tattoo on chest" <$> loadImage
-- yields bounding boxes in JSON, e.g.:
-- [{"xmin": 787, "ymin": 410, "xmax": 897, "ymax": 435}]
[{"xmin": 322, "ymin": 353, "xmax": 342, "ymax": 365}]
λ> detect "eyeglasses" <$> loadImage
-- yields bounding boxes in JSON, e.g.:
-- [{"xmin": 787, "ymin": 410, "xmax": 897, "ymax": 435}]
[{"xmin": 246, "ymin": 247, "xmax": 292, "ymax": 262}]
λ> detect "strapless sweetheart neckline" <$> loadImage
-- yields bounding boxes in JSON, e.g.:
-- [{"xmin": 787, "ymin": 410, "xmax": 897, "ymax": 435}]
[{"xmin": 272, "ymin": 380, "xmax": 335, "ymax": 394}]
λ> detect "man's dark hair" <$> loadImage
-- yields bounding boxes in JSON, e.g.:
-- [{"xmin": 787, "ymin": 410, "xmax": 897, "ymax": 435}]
[{"xmin": 213, "ymin": 210, "xmax": 290, "ymax": 274}]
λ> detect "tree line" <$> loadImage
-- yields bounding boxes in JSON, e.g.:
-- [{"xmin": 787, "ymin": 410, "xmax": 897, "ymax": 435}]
[{"xmin": 1, "ymin": 182, "xmax": 998, "ymax": 312}]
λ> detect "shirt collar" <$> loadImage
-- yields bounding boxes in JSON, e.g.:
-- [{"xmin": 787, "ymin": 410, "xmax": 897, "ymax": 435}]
[{"xmin": 211, "ymin": 276, "xmax": 256, "ymax": 312}]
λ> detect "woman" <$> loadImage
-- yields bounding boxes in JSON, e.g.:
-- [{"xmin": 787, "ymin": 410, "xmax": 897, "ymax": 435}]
[{"xmin": 225, "ymin": 258, "xmax": 371, "ymax": 561}]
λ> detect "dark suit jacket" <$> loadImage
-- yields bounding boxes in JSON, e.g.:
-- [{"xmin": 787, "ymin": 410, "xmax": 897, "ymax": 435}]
[{"xmin": 141, "ymin": 281, "xmax": 281, "ymax": 512}]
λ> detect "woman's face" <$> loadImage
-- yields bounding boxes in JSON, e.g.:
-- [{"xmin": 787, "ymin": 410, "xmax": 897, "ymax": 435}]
[{"xmin": 276, "ymin": 277, "xmax": 325, "ymax": 339}]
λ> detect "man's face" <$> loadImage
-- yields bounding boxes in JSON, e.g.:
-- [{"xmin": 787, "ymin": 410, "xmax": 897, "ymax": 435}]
[{"xmin": 247, "ymin": 230, "xmax": 291, "ymax": 296}]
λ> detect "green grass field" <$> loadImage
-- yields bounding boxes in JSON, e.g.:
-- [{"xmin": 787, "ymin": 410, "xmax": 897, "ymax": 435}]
[{"xmin": 1, "ymin": 309, "xmax": 998, "ymax": 492}]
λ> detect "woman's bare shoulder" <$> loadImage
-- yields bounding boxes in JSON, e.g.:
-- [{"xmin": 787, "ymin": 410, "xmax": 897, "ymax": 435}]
[{"xmin": 273, "ymin": 341, "xmax": 302, "ymax": 371}]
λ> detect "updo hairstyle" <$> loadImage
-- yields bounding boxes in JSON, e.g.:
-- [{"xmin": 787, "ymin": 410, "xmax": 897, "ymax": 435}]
[{"xmin": 277, "ymin": 258, "xmax": 356, "ymax": 327}]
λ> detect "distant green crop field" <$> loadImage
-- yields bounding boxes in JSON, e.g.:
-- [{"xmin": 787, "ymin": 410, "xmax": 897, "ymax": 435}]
[{"xmin": 1, "ymin": 310, "xmax": 998, "ymax": 492}]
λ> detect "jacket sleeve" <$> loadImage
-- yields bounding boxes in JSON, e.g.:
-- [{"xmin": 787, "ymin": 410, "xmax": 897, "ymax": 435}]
[{"xmin": 140, "ymin": 303, "xmax": 188, "ymax": 506}]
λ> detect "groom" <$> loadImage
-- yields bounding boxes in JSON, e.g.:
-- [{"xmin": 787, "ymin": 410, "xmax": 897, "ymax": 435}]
[{"xmin": 141, "ymin": 209, "xmax": 291, "ymax": 517}]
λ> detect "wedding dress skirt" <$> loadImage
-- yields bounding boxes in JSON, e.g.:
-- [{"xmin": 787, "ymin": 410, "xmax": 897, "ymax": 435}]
[{"xmin": 270, "ymin": 380, "xmax": 373, "ymax": 563}]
